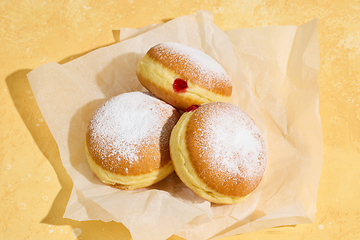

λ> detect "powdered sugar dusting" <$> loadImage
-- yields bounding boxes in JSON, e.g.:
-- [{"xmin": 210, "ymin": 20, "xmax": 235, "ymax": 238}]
[
  {"xmin": 193, "ymin": 102, "xmax": 266, "ymax": 182},
  {"xmin": 154, "ymin": 42, "xmax": 231, "ymax": 90},
  {"xmin": 88, "ymin": 92, "xmax": 177, "ymax": 167}
]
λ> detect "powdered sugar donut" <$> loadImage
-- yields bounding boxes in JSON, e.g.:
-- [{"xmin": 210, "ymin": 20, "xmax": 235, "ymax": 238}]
[
  {"xmin": 85, "ymin": 92, "xmax": 180, "ymax": 190},
  {"xmin": 169, "ymin": 102, "xmax": 267, "ymax": 204},
  {"xmin": 136, "ymin": 42, "xmax": 232, "ymax": 111}
]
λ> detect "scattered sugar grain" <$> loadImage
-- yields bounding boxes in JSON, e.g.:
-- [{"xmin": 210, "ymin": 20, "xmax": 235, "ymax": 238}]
[{"xmin": 318, "ymin": 224, "xmax": 324, "ymax": 230}]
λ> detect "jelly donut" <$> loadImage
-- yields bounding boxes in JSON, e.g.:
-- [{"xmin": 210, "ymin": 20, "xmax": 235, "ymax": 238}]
[
  {"xmin": 169, "ymin": 102, "xmax": 267, "ymax": 204},
  {"xmin": 85, "ymin": 92, "xmax": 180, "ymax": 190},
  {"xmin": 136, "ymin": 42, "xmax": 232, "ymax": 111}
]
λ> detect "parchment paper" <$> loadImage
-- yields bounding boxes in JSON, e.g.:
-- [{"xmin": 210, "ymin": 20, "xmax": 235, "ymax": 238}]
[{"xmin": 27, "ymin": 10, "xmax": 322, "ymax": 240}]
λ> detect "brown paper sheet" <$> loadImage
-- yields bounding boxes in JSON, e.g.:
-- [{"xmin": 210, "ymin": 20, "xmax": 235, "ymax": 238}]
[{"xmin": 27, "ymin": 10, "xmax": 322, "ymax": 240}]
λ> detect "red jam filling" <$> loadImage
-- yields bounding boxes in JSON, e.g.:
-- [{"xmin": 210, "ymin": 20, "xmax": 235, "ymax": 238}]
[
  {"xmin": 186, "ymin": 105, "xmax": 199, "ymax": 112},
  {"xmin": 173, "ymin": 78, "xmax": 188, "ymax": 93}
]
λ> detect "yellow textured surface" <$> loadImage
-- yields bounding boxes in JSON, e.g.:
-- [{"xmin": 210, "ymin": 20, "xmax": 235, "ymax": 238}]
[{"xmin": 0, "ymin": 0, "xmax": 359, "ymax": 239}]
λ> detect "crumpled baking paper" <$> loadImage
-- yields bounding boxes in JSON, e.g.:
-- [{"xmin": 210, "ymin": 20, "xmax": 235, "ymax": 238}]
[{"xmin": 27, "ymin": 10, "xmax": 322, "ymax": 240}]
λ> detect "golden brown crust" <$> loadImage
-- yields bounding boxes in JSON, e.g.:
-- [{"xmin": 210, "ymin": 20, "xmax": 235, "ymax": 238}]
[
  {"xmin": 146, "ymin": 43, "xmax": 232, "ymax": 96},
  {"xmin": 184, "ymin": 102, "xmax": 267, "ymax": 198},
  {"xmin": 85, "ymin": 142, "xmax": 174, "ymax": 190},
  {"xmin": 136, "ymin": 43, "xmax": 232, "ymax": 111},
  {"xmin": 136, "ymin": 72, "xmax": 208, "ymax": 111},
  {"xmin": 86, "ymin": 133, "xmax": 172, "ymax": 176},
  {"xmin": 86, "ymin": 92, "xmax": 180, "ymax": 178}
]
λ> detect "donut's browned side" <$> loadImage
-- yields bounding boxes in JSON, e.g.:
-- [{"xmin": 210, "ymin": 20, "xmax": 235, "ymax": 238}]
[
  {"xmin": 170, "ymin": 102, "xmax": 267, "ymax": 204},
  {"xmin": 146, "ymin": 45, "xmax": 232, "ymax": 95},
  {"xmin": 85, "ymin": 92, "xmax": 181, "ymax": 190},
  {"xmin": 86, "ymin": 131, "xmax": 172, "ymax": 176},
  {"xmin": 186, "ymin": 108, "xmax": 266, "ymax": 197},
  {"xmin": 136, "ymin": 43, "xmax": 232, "ymax": 111}
]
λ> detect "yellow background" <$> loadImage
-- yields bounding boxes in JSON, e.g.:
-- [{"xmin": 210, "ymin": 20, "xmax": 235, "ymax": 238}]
[{"xmin": 1, "ymin": 0, "xmax": 359, "ymax": 239}]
